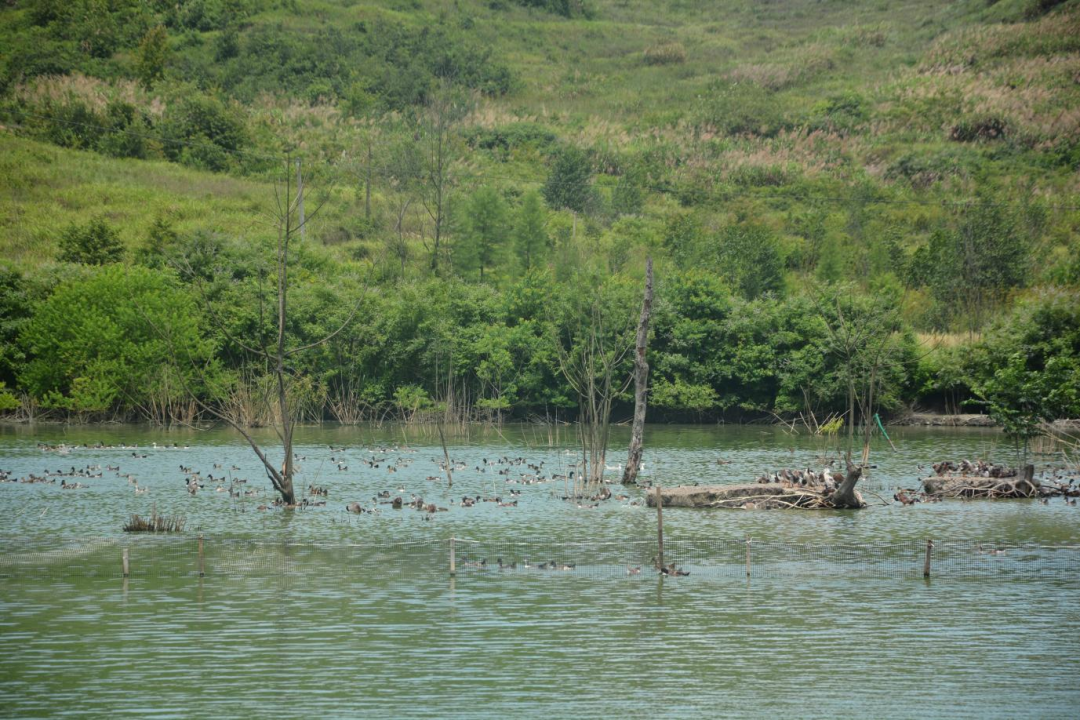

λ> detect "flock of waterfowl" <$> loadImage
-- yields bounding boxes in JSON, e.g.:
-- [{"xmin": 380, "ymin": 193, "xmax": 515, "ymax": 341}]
[
  {"xmin": 4, "ymin": 444, "xmax": 1078, "ymax": 521},
  {"xmin": 451, "ymin": 557, "xmax": 691, "ymax": 577},
  {"xmin": 1, "ymin": 442, "xmax": 648, "ymax": 522}
]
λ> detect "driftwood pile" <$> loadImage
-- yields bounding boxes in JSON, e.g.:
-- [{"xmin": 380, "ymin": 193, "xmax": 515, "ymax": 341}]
[
  {"xmin": 922, "ymin": 462, "xmax": 1036, "ymax": 499},
  {"xmin": 648, "ymin": 467, "xmax": 865, "ymax": 510}
]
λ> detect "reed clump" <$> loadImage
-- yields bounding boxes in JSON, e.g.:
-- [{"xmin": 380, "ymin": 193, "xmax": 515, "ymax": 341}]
[{"xmin": 123, "ymin": 507, "xmax": 186, "ymax": 533}]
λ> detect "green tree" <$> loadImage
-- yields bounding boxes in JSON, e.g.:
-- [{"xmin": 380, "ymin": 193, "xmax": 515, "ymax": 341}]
[
  {"xmin": 136, "ymin": 25, "xmax": 169, "ymax": 90},
  {"xmin": 715, "ymin": 223, "xmax": 785, "ymax": 300},
  {"xmin": 662, "ymin": 213, "xmax": 704, "ymax": 266},
  {"xmin": 921, "ymin": 198, "xmax": 1029, "ymax": 332},
  {"xmin": 134, "ymin": 216, "xmax": 180, "ymax": 268},
  {"xmin": 543, "ymin": 146, "xmax": 593, "ymax": 214},
  {"xmin": 967, "ymin": 289, "xmax": 1080, "ymax": 458},
  {"xmin": 58, "ymin": 217, "xmax": 124, "ymax": 265},
  {"xmin": 19, "ymin": 265, "xmax": 212, "ymax": 417},
  {"xmin": 0, "ymin": 266, "xmax": 32, "ymax": 389},
  {"xmin": 513, "ymin": 190, "xmax": 550, "ymax": 270},
  {"xmin": 457, "ymin": 186, "xmax": 508, "ymax": 281},
  {"xmin": 611, "ymin": 169, "xmax": 644, "ymax": 217}
]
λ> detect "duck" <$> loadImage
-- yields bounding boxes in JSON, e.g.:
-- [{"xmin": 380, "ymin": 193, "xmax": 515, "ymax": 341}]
[
  {"xmin": 626, "ymin": 566, "xmax": 642, "ymax": 575},
  {"xmin": 661, "ymin": 563, "xmax": 690, "ymax": 577}
]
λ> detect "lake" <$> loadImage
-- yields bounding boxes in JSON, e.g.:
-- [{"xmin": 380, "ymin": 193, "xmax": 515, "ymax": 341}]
[{"xmin": 1, "ymin": 423, "xmax": 1078, "ymax": 718}]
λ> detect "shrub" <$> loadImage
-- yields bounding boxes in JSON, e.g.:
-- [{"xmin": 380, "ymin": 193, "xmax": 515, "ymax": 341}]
[
  {"xmin": 464, "ymin": 122, "xmax": 558, "ymax": 158},
  {"xmin": 643, "ymin": 42, "xmax": 687, "ymax": 66},
  {"xmin": 159, "ymin": 91, "xmax": 247, "ymax": 171},
  {"xmin": 696, "ymin": 82, "xmax": 791, "ymax": 137},
  {"xmin": 950, "ymin": 115, "xmax": 1009, "ymax": 143},
  {"xmin": 510, "ymin": 0, "xmax": 592, "ymax": 18},
  {"xmin": 885, "ymin": 148, "xmax": 976, "ymax": 189},
  {"xmin": 58, "ymin": 218, "xmax": 124, "ymax": 265}
]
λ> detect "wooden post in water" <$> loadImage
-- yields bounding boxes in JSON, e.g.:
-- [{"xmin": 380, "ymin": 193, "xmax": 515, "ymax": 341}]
[
  {"xmin": 745, "ymin": 536, "xmax": 752, "ymax": 578},
  {"xmin": 122, "ymin": 547, "xmax": 130, "ymax": 578},
  {"xmin": 449, "ymin": 537, "xmax": 456, "ymax": 577},
  {"xmin": 655, "ymin": 485, "xmax": 664, "ymax": 571},
  {"xmin": 198, "ymin": 535, "xmax": 205, "ymax": 577},
  {"xmin": 437, "ymin": 421, "xmax": 453, "ymax": 488},
  {"xmin": 923, "ymin": 539, "xmax": 934, "ymax": 578}
]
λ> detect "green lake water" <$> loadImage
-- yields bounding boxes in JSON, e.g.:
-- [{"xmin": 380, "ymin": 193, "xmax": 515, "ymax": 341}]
[{"xmin": 1, "ymin": 423, "xmax": 1078, "ymax": 717}]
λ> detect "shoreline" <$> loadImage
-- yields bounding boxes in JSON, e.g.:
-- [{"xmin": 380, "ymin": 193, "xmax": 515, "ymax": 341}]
[
  {"xmin": 886, "ymin": 413, "xmax": 997, "ymax": 427},
  {"xmin": 6, "ymin": 411, "xmax": 1078, "ymax": 430}
]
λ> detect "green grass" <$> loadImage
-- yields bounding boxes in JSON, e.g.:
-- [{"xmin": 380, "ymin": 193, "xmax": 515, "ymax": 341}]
[
  {"xmin": 1, "ymin": 0, "xmax": 1079, "ymax": 301},
  {"xmin": 0, "ymin": 136, "xmax": 274, "ymax": 266}
]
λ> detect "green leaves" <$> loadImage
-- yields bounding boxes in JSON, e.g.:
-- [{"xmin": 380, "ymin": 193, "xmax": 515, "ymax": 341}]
[
  {"xmin": 967, "ymin": 289, "xmax": 1080, "ymax": 448},
  {"xmin": 513, "ymin": 191, "xmax": 551, "ymax": 271},
  {"xmin": 18, "ymin": 265, "xmax": 212, "ymax": 415},
  {"xmin": 456, "ymin": 186, "xmax": 509, "ymax": 282},
  {"xmin": 542, "ymin": 146, "xmax": 594, "ymax": 214}
]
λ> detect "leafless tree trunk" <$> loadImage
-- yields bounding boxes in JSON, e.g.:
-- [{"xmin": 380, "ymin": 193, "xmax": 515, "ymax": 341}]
[
  {"xmin": 622, "ymin": 257, "xmax": 653, "ymax": 486},
  {"xmin": 150, "ymin": 159, "xmax": 362, "ymax": 507},
  {"xmin": 830, "ymin": 465, "xmax": 864, "ymax": 508},
  {"xmin": 556, "ymin": 295, "xmax": 634, "ymax": 493}
]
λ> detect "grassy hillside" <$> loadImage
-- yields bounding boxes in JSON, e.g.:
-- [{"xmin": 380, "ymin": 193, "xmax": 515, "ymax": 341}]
[{"xmin": 0, "ymin": 0, "xmax": 1078, "ymax": 422}]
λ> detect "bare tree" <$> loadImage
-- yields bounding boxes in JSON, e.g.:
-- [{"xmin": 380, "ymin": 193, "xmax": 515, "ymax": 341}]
[
  {"xmin": 339, "ymin": 119, "xmax": 381, "ymax": 224},
  {"xmin": 157, "ymin": 159, "xmax": 362, "ymax": 506},
  {"xmin": 418, "ymin": 82, "xmax": 469, "ymax": 274},
  {"xmin": 383, "ymin": 135, "xmax": 423, "ymax": 277},
  {"xmin": 622, "ymin": 257, "xmax": 653, "ymax": 486},
  {"xmin": 555, "ymin": 286, "xmax": 635, "ymax": 493}
]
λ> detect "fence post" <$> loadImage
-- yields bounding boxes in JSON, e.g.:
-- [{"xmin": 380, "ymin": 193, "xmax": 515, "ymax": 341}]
[
  {"xmin": 198, "ymin": 534, "xmax": 205, "ymax": 577},
  {"xmin": 122, "ymin": 547, "xmax": 130, "ymax": 578},
  {"xmin": 745, "ymin": 536, "xmax": 752, "ymax": 578},
  {"xmin": 655, "ymin": 486, "xmax": 664, "ymax": 572},
  {"xmin": 923, "ymin": 539, "xmax": 934, "ymax": 578},
  {"xmin": 449, "ymin": 537, "xmax": 456, "ymax": 577}
]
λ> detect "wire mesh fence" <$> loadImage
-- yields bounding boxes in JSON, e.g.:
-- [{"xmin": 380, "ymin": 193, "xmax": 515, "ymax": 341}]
[{"xmin": 1, "ymin": 536, "xmax": 1078, "ymax": 581}]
